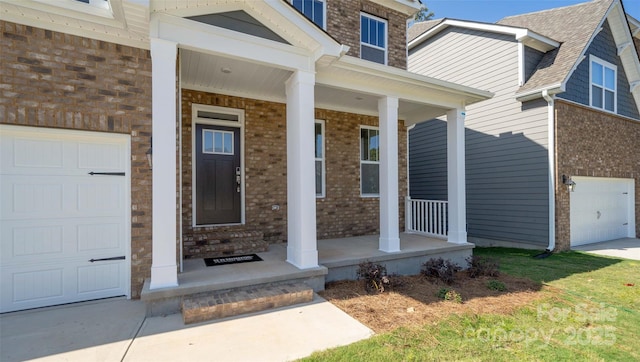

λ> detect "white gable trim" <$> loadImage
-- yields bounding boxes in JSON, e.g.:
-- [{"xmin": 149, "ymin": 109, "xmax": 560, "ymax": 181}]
[
  {"xmin": 150, "ymin": 0, "xmax": 345, "ymax": 60},
  {"xmin": 408, "ymin": 19, "xmax": 559, "ymax": 53},
  {"xmin": 151, "ymin": 13, "xmax": 314, "ymax": 72},
  {"xmin": 560, "ymin": 0, "xmax": 640, "ymax": 110}
]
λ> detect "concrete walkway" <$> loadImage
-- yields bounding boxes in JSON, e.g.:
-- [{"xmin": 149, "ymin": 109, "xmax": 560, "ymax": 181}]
[
  {"xmin": 572, "ymin": 238, "xmax": 640, "ymax": 261},
  {"xmin": 0, "ymin": 295, "xmax": 373, "ymax": 362}
]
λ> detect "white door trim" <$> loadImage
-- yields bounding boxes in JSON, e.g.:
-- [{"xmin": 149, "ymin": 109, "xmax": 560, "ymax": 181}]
[{"xmin": 191, "ymin": 104, "xmax": 246, "ymax": 227}]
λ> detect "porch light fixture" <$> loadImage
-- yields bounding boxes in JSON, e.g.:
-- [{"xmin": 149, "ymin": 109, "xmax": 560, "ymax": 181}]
[
  {"xmin": 146, "ymin": 137, "xmax": 152, "ymax": 170},
  {"xmin": 562, "ymin": 174, "xmax": 576, "ymax": 192}
]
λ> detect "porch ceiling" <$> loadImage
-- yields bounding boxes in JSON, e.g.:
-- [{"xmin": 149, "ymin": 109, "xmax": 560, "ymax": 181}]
[{"xmin": 181, "ymin": 50, "xmax": 469, "ymax": 123}]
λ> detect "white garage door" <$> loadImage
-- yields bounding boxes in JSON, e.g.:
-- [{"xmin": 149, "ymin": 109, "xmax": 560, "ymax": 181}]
[
  {"xmin": 1, "ymin": 125, "xmax": 130, "ymax": 313},
  {"xmin": 570, "ymin": 176, "xmax": 635, "ymax": 247}
]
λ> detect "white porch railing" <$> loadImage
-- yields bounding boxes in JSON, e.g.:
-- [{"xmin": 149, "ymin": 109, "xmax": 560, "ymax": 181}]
[{"xmin": 405, "ymin": 197, "xmax": 448, "ymax": 239}]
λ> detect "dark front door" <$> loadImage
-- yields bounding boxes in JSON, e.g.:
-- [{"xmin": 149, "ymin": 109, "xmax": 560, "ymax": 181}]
[{"xmin": 195, "ymin": 124, "xmax": 241, "ymax": 225}]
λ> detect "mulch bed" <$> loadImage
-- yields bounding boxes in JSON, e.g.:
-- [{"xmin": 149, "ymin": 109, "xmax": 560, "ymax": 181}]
[{"xmin": 319, "ymin": 272, "xmax": 544, "ymax": 333}]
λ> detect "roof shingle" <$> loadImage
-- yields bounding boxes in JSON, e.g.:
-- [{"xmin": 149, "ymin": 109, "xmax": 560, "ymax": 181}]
[{"xmin": 497, "ymin": 0, "xmax": 614, "ymax": 94}]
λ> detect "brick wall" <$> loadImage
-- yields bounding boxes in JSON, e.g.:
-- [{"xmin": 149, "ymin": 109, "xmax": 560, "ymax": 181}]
[
  {"xmin": 555, "ymin": 100, "xmax": 640, "ymax": 250},
  {"xmin": 326, "ymin": 0, "xmax": 408, "ymax": 69},
  {"xmin": 0, "ymin": 21, "xmax": 153, "ymax": 298},
  {"xmin": 181, "ymin": 90, "xmax": 407, "ymax": 257}
]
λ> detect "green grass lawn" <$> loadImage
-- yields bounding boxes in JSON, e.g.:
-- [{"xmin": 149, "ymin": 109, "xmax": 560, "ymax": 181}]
[{"xmin": 302, "ymin": 248, "xmax": 640, "ymax": 361}]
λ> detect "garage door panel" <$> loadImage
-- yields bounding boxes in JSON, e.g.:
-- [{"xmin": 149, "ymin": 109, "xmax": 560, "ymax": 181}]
[
  {"xmin": 2, "ymin": 260, "xmax": 127, "ymax": 312},
  {"xmin": 78, "ymin": 263, "xmax": 123, "ymax": 294},
  {"xmin": 1, "ymin": 125, "xmax": 129, "ymax": 313},
  {"xmin": 11, "ymin": 267, "xmax": 64, "ymax": 303},
  {"xmin": 2, "ymin": 177, "xmax": 125, "ymax": 220},
  {"xmin": 570, "ymin": 177, "xmax": 635, "ymax": 246},
  {"xmin": 2, "ymin": 218, "xmax": 125, "ymax": 265},
  {"xmin": 78, "ymin": 142, "xmax": 125, "ymax": 170}
]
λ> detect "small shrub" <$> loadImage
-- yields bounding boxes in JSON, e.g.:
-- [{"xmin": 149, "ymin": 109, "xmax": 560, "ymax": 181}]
[
  {"xmin": 421, "ymin": 258, "xmax": 461, "ymax": 285},
  {"xmin": 437, "ymin": 288, "xmax": 463, "ymax": 303},
  {"xmin": 357, "ymin": 261, "xmax": 389, "ymax": 293},
  {"xmin": 466, "ymin": 255, "xmax": 500, "ymax": 278},
  {"xmin": 486, "ymin": 279, "xmax": 507, "ymax": 291}
]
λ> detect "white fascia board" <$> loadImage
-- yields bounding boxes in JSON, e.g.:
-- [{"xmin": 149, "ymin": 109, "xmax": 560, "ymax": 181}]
[
  {"xmin": 515, "ymin": 84, "xmax": 564, "ymax": 102},
  {"xmin": 607, "ymin": 2, "xmax": 640, "ymax": 108},
  {"xmin": 263, "ymin": 0, "xmax": 344, "ymax": 59},
  {"xmin": 316, "ymin": 57, "xmax": 492, "ymax": 113},
  {"xmin": 150, "ymin": 0, "xmax": 343, "ymax": 60},
  {"xmin": 151, "ymin": 13, "xmax": 314, "ymax": 72},
  {"xmin": 409, "ymin": 19, "xmax": 559, "ymax": 52},
  {"xmin": 0, "ymin": 1, "xmax": 149, "ymax": 49},
  {"xmin": 320, "ymin": 56, "xmax": 493, "ymax": 104},
  {"xmin": 370, "ymin": 0, "xmax": 421, "ymax": 16}
]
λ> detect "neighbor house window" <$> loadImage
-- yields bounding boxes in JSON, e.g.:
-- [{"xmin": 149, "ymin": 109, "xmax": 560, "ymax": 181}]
[
  {"xmin": 590, "ymin": 55, "xmax": 616, "ymax": 113},
  {"xmin": 292, "ymin": 0, "xmax": 325, "ymax": 28},
  {"xmin": 360, "ymin": 126, "xmax": 379, "ymax": 196},
  {"xmin": 360, "ymin": 13, "xmax": 387, "ymax": 65},
  {"xmin": 315, "ymin": 121, "xmax": 325, "ymax": 197}
]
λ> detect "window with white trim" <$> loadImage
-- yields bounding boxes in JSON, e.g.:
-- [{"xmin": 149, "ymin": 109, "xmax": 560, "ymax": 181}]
[
  {"xmin": 315, "ymin": 121, "xmax": 325, "ymax": 197},
  {"xmin": 360, "ymin": 126, "xmax": 379, "ymax": 196},
  {"xmin": 590, "ymin": 55, "xmax": 616, "ymax": 113},
  {"xmin": 360, "ymin": 13, "xmax": 387, "ymax": 65},
  {"xmin": 292, "ymin": 0, "xmax": 325, "ymax": 29}
]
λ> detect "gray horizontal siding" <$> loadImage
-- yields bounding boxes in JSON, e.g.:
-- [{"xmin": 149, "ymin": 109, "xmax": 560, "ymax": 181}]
[{"xmin": 409, "ymin": 27, "xmax": 550, "ymax": 245}]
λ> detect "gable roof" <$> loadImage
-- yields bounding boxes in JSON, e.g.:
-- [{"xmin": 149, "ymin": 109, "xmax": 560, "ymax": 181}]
[
  {"xmin": 497, "ymin": 0, "xmax": 614, "ymax": 97},
  {"xmin": 408, "ymin": 0, "xmax": 640, "ymax": 105}
]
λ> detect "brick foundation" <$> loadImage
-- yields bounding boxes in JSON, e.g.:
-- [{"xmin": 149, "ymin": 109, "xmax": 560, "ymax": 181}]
[{"xmin": 555, "ymin": 100, "xmax": 640, "ymax": 250}]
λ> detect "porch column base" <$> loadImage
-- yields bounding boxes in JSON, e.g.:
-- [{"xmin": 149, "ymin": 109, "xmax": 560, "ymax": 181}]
[
  {"xmin": 379, "ymin": 237, "xmax": 401, "ymax": 253},
  {"xmin": 286, "ymin": 247, "xmax": 319, "ymax": 270},
  {"xmin": 149, "ymin": 265, "xmax": 178, "ymax": 290},
  {"xmin": 447, "ymin": 230, "xmax": 468, "ymax": 244}
]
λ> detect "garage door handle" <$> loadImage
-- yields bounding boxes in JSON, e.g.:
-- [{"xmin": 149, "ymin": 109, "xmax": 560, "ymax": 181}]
[
  {"xmin": 88, "ymin": 172, "xmax": 125, "ymax": 176},
  {"xmin": 89, "ymin": 256, "xmax": 125, "ymax": 263}
]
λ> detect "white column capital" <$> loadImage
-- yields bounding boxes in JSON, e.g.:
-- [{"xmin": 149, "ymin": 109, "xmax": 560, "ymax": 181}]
[
  {"xmin": 149, "ymin": 37, "xmax": 177, "ymax": 58},
  {"xmin": 285, "ymin": 69, "xmax": 316, "ymax": 93}
]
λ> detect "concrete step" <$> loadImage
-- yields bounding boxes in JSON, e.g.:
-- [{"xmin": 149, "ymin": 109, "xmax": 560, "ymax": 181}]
[{"xmin": 181, "ymin": 282, "xmax": 313, "ymax": 324}]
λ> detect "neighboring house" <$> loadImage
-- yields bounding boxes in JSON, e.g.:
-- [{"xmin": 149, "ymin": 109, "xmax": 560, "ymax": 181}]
[
  {"xmin": 0, "ymin": 0, "xmax": 490, "ymax": 313},
  {"xmin": 407, "ymin": 0, "xmax": 639, "ymax": 251}
]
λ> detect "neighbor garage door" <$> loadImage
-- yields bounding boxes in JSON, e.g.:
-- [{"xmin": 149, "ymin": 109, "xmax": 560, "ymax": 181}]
[
  {"xmin": 570, "ymin": 176, "xmax": 635, "ymax": 247},
  {"xmin": 0, "ymin": 125, "xmax": 130, "ymax": 313}
]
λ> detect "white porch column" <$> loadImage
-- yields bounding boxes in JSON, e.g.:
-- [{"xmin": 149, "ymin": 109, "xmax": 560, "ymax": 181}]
[
  {"xmin": 379, "ymin": 96, "xmax": 400, "ymax": 252},
  {"xmin": 150, "ymin": 38, "xmax": 178, "ymax": 289},
  {"xmin": 285, "ymin": 70, "xmax": 318, "ymax": 269},
  {"xmin": 447, "ymin": 108, "xmax": 468, "ymax": 244}
]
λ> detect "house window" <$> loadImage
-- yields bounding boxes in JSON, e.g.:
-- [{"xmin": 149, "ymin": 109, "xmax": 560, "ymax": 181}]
[
  {"xmin": 360, "ymin": 126, "xmax": 379, "ymax": 196},
  {"xmin": 315, "ymin": 121, "xmax": 325, "ymax": 197},
  {"xmin": 360, "ymin": 13, "xmax": 387, "ymax": 65},
  {"xmin": 292, "ymin": 0, "xmax": 325, "ymax": 28},
  {"xmin": 203, "ymin": 130, "xmax": 234, "ymax": 155},
  {"xmin": 590, "ymin": 55, "xmax": 616, "ymax": 112},
  {"xmin": 74, "ymin": 0, "xmax": 110, "ymax": 9}
]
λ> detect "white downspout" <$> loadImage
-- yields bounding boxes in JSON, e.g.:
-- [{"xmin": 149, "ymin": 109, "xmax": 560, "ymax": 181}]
[
  {"xmin": 178, "ymin": 50, "xmax": 184, "ymax": 273},
  {"xmin": 542, "ymin": 90, "xmax": 555, "ymax": 251}
]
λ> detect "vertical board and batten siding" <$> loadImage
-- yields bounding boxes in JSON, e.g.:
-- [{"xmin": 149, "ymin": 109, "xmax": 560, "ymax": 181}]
[
  {"xmin": 408, "ymin": 27, "xmax": 550, "ymax": 245},
  {"xmin": 559, "ymin": 20, "xmax": 640, "ymax": 119}
]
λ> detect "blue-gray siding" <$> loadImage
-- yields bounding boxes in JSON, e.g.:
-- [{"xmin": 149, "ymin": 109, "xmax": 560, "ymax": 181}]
[
  {"xmin": 559, "ymin": 20, "xmax": 640, "ymax": 119},
  {"xmin": 525, "ymin": 46, "xmax": 545, "ymax": 83},
  {"xmin": 408, "ymin": 26, "xmax": 550, "ymax": 245}
]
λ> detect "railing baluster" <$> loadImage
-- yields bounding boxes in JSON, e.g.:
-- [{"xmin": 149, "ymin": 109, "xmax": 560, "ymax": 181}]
[{"xmin": 405, "ymin": 198, "xmax": 448, "ymax": 238}]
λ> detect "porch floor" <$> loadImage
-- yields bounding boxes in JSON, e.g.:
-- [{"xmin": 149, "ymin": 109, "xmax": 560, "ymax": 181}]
[{"xmin": 141, "ymin": 233, "xmax": 474, "ymax": 316}]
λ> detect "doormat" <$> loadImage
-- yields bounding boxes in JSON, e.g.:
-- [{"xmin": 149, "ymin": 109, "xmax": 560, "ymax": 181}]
[{"xmin": 204, "ymin": 254, "xmax": 263, "ymax": 267}]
